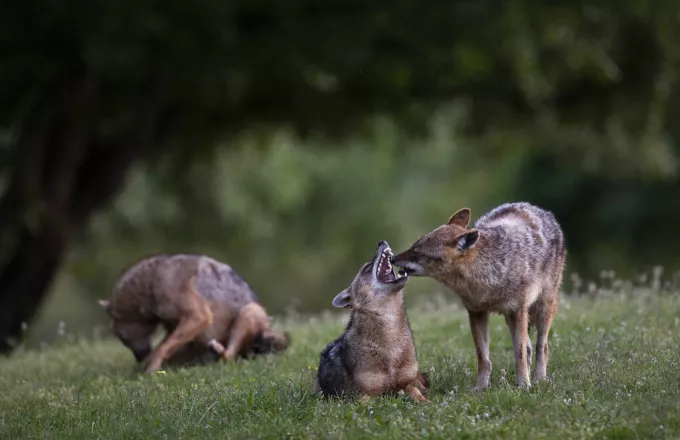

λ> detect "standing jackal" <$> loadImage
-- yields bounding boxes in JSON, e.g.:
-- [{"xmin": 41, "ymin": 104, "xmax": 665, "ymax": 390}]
[
  {"xmin": 99, "ymin": 254, "xmax": 290, "ymax": 373},
  {"xmin": 392, "ymin": 202, "xmax": 566, "ymax": 389},
  {"xmin": 314, "ymin": 240, "xmax": 429, "ymax": 402}
]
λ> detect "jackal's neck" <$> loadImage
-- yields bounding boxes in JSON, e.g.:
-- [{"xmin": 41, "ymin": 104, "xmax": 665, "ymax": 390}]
[
  {"xmin": 349, "ymin": 292, "xmax": 408, "ymax": 331},
  {"xmin": 436, "ymin": 235, "xmax": 502, "ymax": 296}
]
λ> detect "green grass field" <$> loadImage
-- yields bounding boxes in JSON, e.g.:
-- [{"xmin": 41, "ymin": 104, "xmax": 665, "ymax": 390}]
[{"xmin": 1, "ymin": 291, "xmax": 679, "ymax": 439}]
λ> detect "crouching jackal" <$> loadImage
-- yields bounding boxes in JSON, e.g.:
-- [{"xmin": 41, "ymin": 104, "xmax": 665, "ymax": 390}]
[
  {"xmin": 99, "ymin": 254, "xmax": 290, "ymax": 373},
  {"xmin": 314, "ymin": 240, "xmax": 429, "ymax": 402},
  {"xmin": 392, "ymin": 202, "xmax": 566, "ymax": 389}
]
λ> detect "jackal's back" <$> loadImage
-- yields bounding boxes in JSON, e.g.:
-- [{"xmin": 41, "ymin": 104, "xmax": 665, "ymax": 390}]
[
  {"xmin": 475, "ymin": 202, "xmax": 565, "ymax": 286},
  {"xmin": 112, "ymin": 254, "xmax": 259, "ymax": 315},
  {"xmin": 192, "ymin": 255, "xmax": 259, "ymax": 308}
]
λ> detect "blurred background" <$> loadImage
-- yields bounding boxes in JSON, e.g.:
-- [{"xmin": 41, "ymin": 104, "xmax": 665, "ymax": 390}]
[{"xmin": 2, "ymin": 1, "xmax": 680, "ymax": 350}]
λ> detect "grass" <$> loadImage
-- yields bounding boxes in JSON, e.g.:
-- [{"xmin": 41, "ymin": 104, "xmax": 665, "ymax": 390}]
[{"xmin": 1, "ymin": 291, "xmax": 679, "ymax": 439}]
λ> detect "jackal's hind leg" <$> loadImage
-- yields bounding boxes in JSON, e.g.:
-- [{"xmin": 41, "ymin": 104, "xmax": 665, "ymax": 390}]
[
  {"xmin": 505, "ymin": 307, "xmax": 531, "ymax": 388},
  {"xmin": 533, "ymin": 293, "xmax": 557, "ymax": 382},
  {"xmin": 221, "ymin": 303, "xmax": 266, "ymax": 361},
  {"xmin": 405, "ymin": 383, "xmax": 429, "ymax": 403}
]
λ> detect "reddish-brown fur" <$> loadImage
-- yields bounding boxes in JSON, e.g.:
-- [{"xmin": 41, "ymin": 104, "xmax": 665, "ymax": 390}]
[
  {"xmin": 99, "ymin": 254, "xmax": 289, "ymax": 373},
  {"xmin": 314, "ymin": 241, "xmax": 429, "ymax": 402},
  {"xmin": 392, "ymin": 202, "xmax": 566, "ymax": 389}
]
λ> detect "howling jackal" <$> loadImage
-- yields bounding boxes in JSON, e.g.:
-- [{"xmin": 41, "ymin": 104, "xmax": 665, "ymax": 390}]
[
  {"xmin": 314, "ymin": 240, "xmax": 429, "ymax": 402},
  {"xmin": 392, "ymin": 202, "xmax": 566, "ymax": 389},
  {"xmin": 99, "ymin": 254, "xmax": 290, "ymax": 373}
]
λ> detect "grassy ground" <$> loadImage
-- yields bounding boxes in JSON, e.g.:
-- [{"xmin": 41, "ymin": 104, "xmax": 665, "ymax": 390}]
[{"xmin": 1, "ymin": 291, "xmax": 679, "ymax": 440}]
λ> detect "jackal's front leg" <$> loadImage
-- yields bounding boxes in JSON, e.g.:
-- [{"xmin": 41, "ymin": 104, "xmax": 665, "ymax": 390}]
[{"xmin": 468, "ymin": 310, "xmax": 492, "ymax": 390}]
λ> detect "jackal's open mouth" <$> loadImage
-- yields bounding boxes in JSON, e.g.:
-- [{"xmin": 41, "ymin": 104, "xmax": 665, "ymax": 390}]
[{"xmin": 376, "ymin": 242, "xmax": 408, "ymax": 285}]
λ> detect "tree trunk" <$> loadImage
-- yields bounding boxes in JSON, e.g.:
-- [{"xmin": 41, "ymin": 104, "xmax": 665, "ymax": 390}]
[
  {"xmin": 0, "ymin": 226, "xmax": 70, "ymax": 352},
  {"xmin": 0, "ymin": 72, "xmax": 162, "ymax": 353}
]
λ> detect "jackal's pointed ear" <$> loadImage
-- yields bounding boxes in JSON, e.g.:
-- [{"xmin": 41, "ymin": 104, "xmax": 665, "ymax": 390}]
[
  {"xmin": 447, "ymin": 208, "xmax": 471, "ymax": 228},
  {"xmin": 456, "ymin": 230, "xmax": 480, "ymax": 251},
  {"xmin": 98, "ymin": 299, "xmax": 112, "ymax": 316},
  {"xmin": 332, "ymin": 289, "xmax": 351, "ymax": 308}
]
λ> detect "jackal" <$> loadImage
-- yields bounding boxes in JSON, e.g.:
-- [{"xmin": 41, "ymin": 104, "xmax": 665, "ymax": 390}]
[
  {"xmin": 98, "ymin": 254, "xmax": 290, "ymax": 373},
  {"xmin": 314, "ymin": 241, "xmax": 429, "ymax": 402},
  {"xmin": 392, "ymin": 202, "xmax": 566, "ymax": 389}
]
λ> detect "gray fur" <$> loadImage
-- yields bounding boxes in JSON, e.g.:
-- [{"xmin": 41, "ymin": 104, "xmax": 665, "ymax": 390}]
[
  {"xmin": 393, "ymin": 202, "xmax": 566, "ymax": 389},
  {"xmin": 101, "ymin": 253, "xmax": 287, "ymax": 372}
]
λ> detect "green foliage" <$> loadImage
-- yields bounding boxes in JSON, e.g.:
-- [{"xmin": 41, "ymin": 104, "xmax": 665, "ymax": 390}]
[
  {"xmin": 4, "ymin": 0, "xmax": 680, "ymax": 348},
  {"xmin": 2, "ymin": 291, "xmax": 680, "ymax": 439},
  {"xmin": 62, "ymin": 108, "xmax": 522, "ymax": 317},
  {"xmin": 53, "ymin": 109, "xmax": 680, "ymax": 327},
  {"xmin": 4, "ymin": 0, "xmax": 680, "ymax": 169}
]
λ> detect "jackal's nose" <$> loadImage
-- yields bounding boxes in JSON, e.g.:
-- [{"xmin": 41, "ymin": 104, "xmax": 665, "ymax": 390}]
[{"xmin": 378, "ymin": 240, "xmax": 388, "ymax": 247}]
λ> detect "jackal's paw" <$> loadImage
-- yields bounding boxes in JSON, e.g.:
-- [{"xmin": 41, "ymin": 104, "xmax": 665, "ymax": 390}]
[
  {"xmin": 220, "ymin": 350, "xmax": 237, "ymax": 362},
  {"xmin": 143, "ymin": 363, "xmax": 163, "ymax": 374},
  {"xmin": 418, "ymin": 386, "xmax": 430, "ymax": 397},
  {"xmin": 471, "ymin": 378, "xmax": 490, "ymax": 392},
  {"xmin": 415, "ymin": 381, "xmax": 429, "ymax": 397},
  {"xmin": 516, "ymin": 379, "xmax": 531, "ymax": 388},
  {"xmin": 140, "ymin": 355, "xmax": 151, "ymax": 370},
  {"xmin": 142, "ymin": 357, "xmax": 163, "ymax": 374},
  {"xmin": 533, "ymin": 372, "xmax": 549, "ymax": 382},
  {"xmin": 416, "ymin": 371, "xmax": 430, "ymax": 395},
  {"xmin": 208, "ymin": 339, "xmax": 226, "ymax": 355}
]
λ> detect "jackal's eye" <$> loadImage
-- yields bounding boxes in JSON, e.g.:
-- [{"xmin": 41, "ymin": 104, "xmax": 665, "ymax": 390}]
[{"xmin": 360, "ymin": 261, "xmax": 373, "ymax": 275}]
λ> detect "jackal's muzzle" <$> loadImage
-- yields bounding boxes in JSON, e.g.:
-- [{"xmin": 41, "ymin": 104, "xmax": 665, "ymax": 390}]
[{"xmin": 374, "ymin": 240, "xmax": 408, "ymax": 286}]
